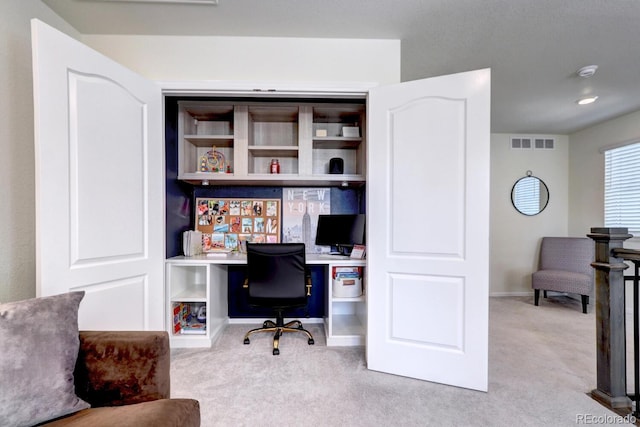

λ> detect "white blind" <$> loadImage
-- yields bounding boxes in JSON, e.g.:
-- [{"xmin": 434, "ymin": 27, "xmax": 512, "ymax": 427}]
[
  {"xmin": 513, "ymin": 178, "xmax": 540, "ymax": 215},
  {"xmin": 604, "ymin": 142, "xmax": 640, "ymax": 236}
]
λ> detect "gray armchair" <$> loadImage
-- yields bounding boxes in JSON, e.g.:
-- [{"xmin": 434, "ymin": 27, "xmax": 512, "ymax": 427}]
[{"xmin": 532, "ymin": 237, "xmax": 595, "ymax": 313}]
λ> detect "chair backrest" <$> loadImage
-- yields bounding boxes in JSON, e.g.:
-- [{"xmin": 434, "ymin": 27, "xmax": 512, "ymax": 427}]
[
  {"xmin": 538, "ymin": 237, "xmax": 594, "ymax": 277},
  {"xmin": 246, "ymin": 243, "xmax": 307, "ymax": 300}
]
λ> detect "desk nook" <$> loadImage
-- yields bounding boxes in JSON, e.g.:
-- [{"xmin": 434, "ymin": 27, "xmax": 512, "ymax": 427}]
[{"xmin": 164, "ymin": 97, "xmax": 368, "ymax": 348}]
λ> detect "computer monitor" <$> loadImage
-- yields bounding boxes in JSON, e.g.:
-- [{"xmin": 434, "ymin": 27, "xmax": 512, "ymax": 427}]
[{"xmin": 315, "ymin": 214, "xmax": 366, "ymax": 255}]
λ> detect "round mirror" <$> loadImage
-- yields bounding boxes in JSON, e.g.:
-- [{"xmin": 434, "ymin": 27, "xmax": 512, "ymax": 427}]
[{"xmin": 511, "ymin": 173, "xmax": 549, "ymax": 216}]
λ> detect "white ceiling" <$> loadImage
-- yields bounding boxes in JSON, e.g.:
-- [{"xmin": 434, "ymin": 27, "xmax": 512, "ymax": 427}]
[{"xmin": 42, "ymin": 0, "xmax": 640, "ymax": 134}]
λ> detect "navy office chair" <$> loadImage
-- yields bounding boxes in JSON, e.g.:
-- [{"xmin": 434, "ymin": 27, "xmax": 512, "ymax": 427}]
[{"xmin": 242, "ymin": 243, "xmax": 315, "ymax": 355}]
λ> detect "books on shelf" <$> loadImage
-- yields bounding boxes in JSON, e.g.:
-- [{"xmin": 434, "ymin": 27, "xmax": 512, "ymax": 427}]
[
  {"xmin": 333, "ymin": 266, "xmax": 363, "ymax": 279},
  {"xmin": 182, "ymin": 230, "xmax": 203, "ymax": 256},
  {"xmin": 180, "ymin": 322, "xmax": 206, "ymax": 335},
  {"xmin": 172, "ymin": 302, "xmax": 207, "ymax": 335}
]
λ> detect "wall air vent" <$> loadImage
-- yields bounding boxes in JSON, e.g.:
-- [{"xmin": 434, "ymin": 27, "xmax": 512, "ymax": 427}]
[
  {"xmin": 534, "ymin": 138, "xmax": 555, "ymax": 150},
  {"xmin": 511, "ymin": 137, "xmax": 532, "ymax": 150},
  {"xmin": 511, "ymin": 136, "xmax": 555, "ymax": 150}
]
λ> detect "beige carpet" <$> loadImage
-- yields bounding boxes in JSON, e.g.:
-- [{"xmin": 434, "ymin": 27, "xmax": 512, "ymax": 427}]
[{"xmin": 170, "ymin": 296, "xmax": 631, "ymax": 426}]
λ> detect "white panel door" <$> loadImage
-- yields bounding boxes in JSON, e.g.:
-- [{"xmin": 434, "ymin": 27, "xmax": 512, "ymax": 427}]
[
  {"xmin": 367, "ymin": 69, "xmax": 490, "ymax": 391},
  {"xmin": 31, "ymin": 19, "xmax": 164, "ymax": 330}
]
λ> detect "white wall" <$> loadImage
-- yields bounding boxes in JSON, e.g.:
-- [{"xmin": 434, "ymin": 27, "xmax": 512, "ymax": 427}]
[
  {"xmin": 569, "ymin": 109, "xmax": 640, "ymax": 249},
  {"xmin": 569, "ymin": 110, "xmax": 640, "ymax": 310},
  {"xmin": 490, "ymin": 133, "xmax": 569, "ymax": 295},
  {"xmin": 489, "ymin": 111, "xmax": 640, "ymax": 298},
  {"xmin": 82, "ymin": 35, "xmax": 400, "ymax": 85},
  {"xmin": 0, "ymin": 2, "xmax": 81, "ymax": 303}
]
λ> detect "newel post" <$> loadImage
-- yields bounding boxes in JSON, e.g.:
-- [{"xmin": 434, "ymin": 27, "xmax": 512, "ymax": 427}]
[{"xmin": 588, "ymin": 227, "xmax": 632, "ymax": 409}]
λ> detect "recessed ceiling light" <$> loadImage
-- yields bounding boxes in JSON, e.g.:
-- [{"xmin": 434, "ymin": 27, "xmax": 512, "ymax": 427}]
[
  {"xmin": 577, "ymin": 65, "xmax": 598, "ymax": 78},
  {"xmin": 577, "ymin": 96, "xmax": 599, "ymax": 105}
]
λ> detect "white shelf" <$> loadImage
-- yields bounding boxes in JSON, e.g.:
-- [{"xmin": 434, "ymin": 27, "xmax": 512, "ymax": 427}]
[
  {"xmin": 178, "ymin": 173, "xmax": 365, "ymax": 187},
  {"xmin": 332, "ymin": 314, "xmax": 364, "ymax": 336},
  {"xmin": 332, "ymin": 295, "xmax": 365, "ymax": 303},
  {"xmin": 171, "ymin": 283, "xmax": 206, "ymax": 301},
  {"xmin": 184, "ymin": 135, "xmax": 234, "ymax": 147},
  {"xmin": 248, "ymin": 145, "xmax": 299, "ymax": 154},
  {"xmin": 169, "ymin": 334, "xmax": 212, "ymax": 348},
  {"xmin": 312, "ymin": 137, "xmax": 362, "ymax": 148}
]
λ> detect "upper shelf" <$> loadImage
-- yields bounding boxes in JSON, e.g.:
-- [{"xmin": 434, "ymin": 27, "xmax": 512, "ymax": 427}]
[
  {"xmin": 177, "ymin": 99, "xmax": 366, "ymax": 187},
  {"xmin": 178, "ymin": 172, "xmax": 366, "ymax": 187}
]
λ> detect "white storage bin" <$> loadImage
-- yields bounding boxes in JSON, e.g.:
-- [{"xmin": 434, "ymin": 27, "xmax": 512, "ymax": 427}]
[{"xmin": 333, "ymin": 276, "xmax": 362, "ymax": 298}]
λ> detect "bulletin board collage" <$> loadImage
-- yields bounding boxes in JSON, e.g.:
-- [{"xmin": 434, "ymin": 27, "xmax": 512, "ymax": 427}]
[{"xmin": 195, "ymin": 198, "xmax": 281, "ymax": 252}]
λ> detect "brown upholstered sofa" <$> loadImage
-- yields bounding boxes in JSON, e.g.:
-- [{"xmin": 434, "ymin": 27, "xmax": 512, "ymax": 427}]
[{"xmin": 41, "ymin": 331, "xmax": 200, "ymax": 427}]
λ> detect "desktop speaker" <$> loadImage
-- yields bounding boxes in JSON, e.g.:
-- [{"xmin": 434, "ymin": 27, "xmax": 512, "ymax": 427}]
[{"xmin": 329, "ymin": 157, "xmax": 344, "ymax": 174}]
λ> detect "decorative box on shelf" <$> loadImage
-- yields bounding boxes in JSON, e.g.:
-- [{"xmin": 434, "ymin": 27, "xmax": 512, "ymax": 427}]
[{"xmin": 341, "ymin": 126, "xmax": 360, "ymax": 137}]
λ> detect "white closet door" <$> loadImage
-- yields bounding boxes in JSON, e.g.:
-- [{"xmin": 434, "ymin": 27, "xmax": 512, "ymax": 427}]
[
  {"xmin": 31, "ymin": 19, "xmax": 164, "ymax": 330},
  {"xmin": 367, "ymin": 69, "xmax": 491, "ymax": 391}
]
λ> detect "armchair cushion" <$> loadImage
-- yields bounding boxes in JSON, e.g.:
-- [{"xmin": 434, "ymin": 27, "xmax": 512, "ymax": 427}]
[
  {"xmin": 531, "ymin": 269, "xmax": 592, "ymax": 295},
  {"xmin": 0, "ymin": 292, "xmax": 90, "ymax": 426},
  {"xmin": 531, "ymin": 237, "xmax": 594, "ymax": 296}
]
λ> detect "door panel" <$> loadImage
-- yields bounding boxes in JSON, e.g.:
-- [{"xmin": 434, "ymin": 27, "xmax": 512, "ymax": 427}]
[
  {"xmin": 390, "ymin": 273, "xmax": 464, "ymax": 349},
  {"xmin": 31, "ymin": 19, "xmax": 164, "ymax": 330},
  {"xmin": 367, "ymin": 69, "xmax": 490, "ymax": 391},
  {"xmin": 77, "ymin": 276, "xmax": 147, "ymax": 330},
  {"xmin": 70, "ymin": 71, "xmax": 146, "ymax": 263},
  {"xmin": 390, "ymin": 96, "xmax": 466, "ymax": 257}
]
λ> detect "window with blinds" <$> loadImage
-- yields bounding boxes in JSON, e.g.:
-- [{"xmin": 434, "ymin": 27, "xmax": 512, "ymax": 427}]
[{"xmin": 604, "ymin": 141, "xmax": 640, "ymax": 237}]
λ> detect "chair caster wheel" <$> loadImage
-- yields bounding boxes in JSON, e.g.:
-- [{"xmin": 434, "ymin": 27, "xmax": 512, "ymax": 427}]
[
  {"xmin": 273, "ymin": 348, "xmax": 280, "ymax": 355},
  {"xmin": 243, "ymin": 338, "xmax": 250, "ymax": 345},
  {"xmin": 308, "ymin": 338, "xmax": 314, "ymax": 345}
]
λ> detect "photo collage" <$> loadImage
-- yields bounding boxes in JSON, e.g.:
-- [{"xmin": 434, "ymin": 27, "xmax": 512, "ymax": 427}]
[{"xmin": 195, "ymin": 198, "xmax": 280, "ymax": 252}]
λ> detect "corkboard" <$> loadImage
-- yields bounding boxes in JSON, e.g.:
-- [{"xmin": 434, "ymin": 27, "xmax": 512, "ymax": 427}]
[{"xmin": 195, "ymin": 198, "xmax": 280, "ymax": 251}]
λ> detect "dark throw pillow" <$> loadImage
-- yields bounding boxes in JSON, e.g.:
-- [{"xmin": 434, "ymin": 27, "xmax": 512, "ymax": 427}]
[{"xmin": 0, "ymin": 291, "xmax": 90, "ymax": 426}]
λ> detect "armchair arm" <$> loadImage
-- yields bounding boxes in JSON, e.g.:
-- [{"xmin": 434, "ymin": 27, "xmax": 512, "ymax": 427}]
[{"xmin": 74, "ymin": 331, "xmax": 170, "ymax": 407}]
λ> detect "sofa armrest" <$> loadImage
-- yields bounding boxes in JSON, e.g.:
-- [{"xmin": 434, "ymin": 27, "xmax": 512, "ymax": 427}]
[{"xmin": 74, "ymin": 331, "xmax": 171, "ymax": 407}]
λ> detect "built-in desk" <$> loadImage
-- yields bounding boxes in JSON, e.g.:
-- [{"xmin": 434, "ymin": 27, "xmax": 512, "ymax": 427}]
[{"xmin": 165, "ymin": 254, "xmax": 366, "ymax": 348}]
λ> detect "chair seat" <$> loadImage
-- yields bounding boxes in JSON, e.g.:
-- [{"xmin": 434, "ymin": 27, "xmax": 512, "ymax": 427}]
[{"xmin": 532, "ymin": 269, "xmax": 591, "ymax": 295}]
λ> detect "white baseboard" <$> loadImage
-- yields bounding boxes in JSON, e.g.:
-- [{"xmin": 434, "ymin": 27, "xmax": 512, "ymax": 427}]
[
  {"xmin": 490, "ymin": 291, "xmax": 573, "ymax": 298},
  {"xmin": 490, "ymin": 291, "xmax": 534, "ymax": 297}
]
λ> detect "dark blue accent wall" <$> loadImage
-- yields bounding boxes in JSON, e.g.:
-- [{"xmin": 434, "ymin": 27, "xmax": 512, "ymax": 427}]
[
  {"xmin": 164, "ymin": 96, "xmax": 365, "ymax": 317},
  {"xmin": 165, "ymin": 98, "xmax": 193, "ymax": 259},
  {"xmin": 228, "ymin": 265, "xmax": 326, "ymax": 318}
]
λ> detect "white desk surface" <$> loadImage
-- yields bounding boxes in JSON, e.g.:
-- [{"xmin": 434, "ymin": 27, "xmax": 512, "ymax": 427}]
[{"xmin": 167, "ymin": 253, "xmax": 366, "ymax": 266}]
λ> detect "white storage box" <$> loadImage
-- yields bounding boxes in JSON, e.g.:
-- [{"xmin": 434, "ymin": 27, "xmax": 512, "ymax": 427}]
[
  {"xmin": 333, "ymin": 276, "xmax": 362, "ymax": 298},
  {"xmin": 341, "ymin": 126, "xmax": 360, "ymax": 137}
]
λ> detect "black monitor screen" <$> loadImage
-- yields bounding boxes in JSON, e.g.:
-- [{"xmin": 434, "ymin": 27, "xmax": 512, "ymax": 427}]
[{"xmin": 315, "ymin": 214, "xmax": 366, "ymax": 248}]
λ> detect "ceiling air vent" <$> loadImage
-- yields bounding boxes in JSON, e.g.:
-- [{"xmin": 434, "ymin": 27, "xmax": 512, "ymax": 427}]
[
  {"xmin": 534, "ymin": 138, "xmax": 555, "ymax": 150},
  {"xmin": 511, "ymin": 137, "xmax": 532, "ymax": 150}
]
